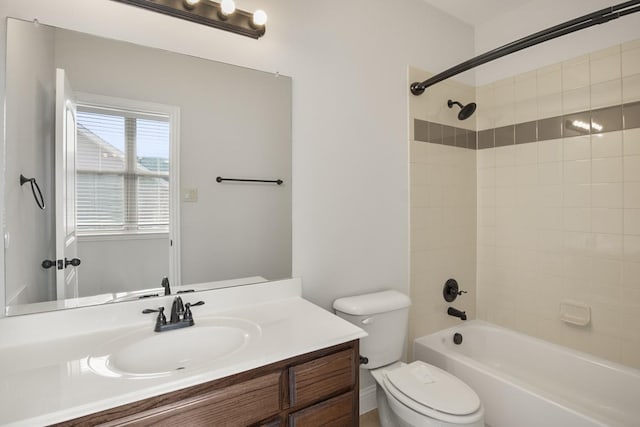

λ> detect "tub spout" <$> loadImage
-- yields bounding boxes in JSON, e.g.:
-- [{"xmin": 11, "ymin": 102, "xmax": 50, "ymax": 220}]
[{"xmin": 448, "ymin": 307, "xmax": 467, "ymax": 321}]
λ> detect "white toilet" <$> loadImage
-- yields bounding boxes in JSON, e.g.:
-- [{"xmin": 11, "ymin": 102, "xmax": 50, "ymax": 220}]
[{"xmin": 333, "ymin": 290, "xmax": 484, "ymax": 427}]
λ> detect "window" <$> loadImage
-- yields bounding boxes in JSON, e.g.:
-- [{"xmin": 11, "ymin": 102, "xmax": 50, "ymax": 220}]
[{"xmin": 76, "ymin": 104, "xmax": 171, "ymax": 234}]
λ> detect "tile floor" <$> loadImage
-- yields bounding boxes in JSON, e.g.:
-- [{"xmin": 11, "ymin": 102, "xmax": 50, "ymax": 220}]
[{"xmin": 359, "ymin": 409, "xmax": 380, "ymax": 427}]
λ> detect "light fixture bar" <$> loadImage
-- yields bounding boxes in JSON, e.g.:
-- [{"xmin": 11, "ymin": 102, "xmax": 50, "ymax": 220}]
[{"xmin": 111, "ymin": 0, "xmax": 266, "ymax": 39}]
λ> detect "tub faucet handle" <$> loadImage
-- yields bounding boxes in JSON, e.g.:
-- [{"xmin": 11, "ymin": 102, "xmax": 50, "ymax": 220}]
[{"xmin": 443, "ymin": 279, "xmax": 466, "ymax": 302}]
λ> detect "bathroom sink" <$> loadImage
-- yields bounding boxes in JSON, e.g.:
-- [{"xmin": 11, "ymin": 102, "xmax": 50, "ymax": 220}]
[{"xmin": 88, "ymin": 317, "xmax": 261, "ymax": 378}]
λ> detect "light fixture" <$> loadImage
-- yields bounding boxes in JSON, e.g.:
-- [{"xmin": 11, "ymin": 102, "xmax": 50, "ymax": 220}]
[
  {"xmin": 219, "ymin": 0, "xmax": 236, "ymax": 19},
  {"xmin": 252, "ymin": 9, "xmax": 268, "ymax": 27},
  {"xmin": 183, "ymin": 0, "xmax": 200, "ymax": 9},
  {"xmin": 112, "ymin": 0, "xmax": 267, "ymax": 39}
]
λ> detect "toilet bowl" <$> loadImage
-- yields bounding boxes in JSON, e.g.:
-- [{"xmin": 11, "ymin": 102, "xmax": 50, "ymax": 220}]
[
  {"xmin": 332, "ymin": 290, "xmax": 485, "ymax": 427},
  {"xmin": 371, "ymin": 361, "xmax": 484, "ymax": 427}
]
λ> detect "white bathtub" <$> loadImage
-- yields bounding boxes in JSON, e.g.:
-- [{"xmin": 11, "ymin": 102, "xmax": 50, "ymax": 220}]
[{"xmin": 413, "ymin": 320, "xmax": 640, "ymax": 427}]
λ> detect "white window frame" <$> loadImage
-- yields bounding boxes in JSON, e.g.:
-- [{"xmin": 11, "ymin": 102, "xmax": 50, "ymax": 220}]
[{"xmin": 75, "ymin": 92, "xmax": 181, "ymax": 285}]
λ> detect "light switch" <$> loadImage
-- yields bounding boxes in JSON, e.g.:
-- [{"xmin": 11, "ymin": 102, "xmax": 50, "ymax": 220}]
[{"xmin": 183, "ymin": 188, "xmax": 198, "ymax": 202}]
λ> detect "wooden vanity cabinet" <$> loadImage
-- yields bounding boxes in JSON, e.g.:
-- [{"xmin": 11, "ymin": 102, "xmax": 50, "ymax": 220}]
[{"xmin": 54, "ymin": 340, "xmax": 359, "ymax": 427}]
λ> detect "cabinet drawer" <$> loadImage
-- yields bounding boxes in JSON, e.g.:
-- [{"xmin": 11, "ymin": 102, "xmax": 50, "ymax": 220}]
[
  {"xmin": 288, "ymin": 392, "xmax": 355, "ymax": 427},
  {"xmin": 104, "ymin": 372, "xmax": 281, "ymax": 427},
  {"xmin": 289, "ymin": 349, "xmax": 355, "ymax": 409}
]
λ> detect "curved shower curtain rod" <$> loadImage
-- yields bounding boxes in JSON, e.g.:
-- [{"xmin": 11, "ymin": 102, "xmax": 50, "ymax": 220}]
[{"xmin": 410, "ymin": 0, "xmax": 640, "ymax": 95}]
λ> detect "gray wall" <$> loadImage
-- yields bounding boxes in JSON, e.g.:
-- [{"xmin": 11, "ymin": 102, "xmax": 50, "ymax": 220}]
[
  {"xmin": 4, "ymin": 19, "xmax": 56, "ymax": 305},
  {"xmin": 77, "ymin": 237, "xmax": 169, "ymax": 296}
]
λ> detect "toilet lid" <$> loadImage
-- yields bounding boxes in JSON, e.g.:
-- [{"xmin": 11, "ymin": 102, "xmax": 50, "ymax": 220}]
[{"xmin": 384, "ymin": 361, "xmax": 481, "ymax": 416}]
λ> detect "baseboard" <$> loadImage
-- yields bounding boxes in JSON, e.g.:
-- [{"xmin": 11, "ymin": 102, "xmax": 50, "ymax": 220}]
[{"xmin": 359, "ymin": 384, "xmax": 377, "ymax": 415}]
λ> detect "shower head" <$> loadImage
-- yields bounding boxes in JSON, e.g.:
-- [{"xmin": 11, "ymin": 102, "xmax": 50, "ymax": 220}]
[{"xmin": 447, "ymin": 99, "xmax": 477, "ymax": 120}]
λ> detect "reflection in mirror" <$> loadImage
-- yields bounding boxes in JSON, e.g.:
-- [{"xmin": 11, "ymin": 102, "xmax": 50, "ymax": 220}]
[{"xmin": 4, "ymin": 17, "xmax": 292, "ymax": 316}]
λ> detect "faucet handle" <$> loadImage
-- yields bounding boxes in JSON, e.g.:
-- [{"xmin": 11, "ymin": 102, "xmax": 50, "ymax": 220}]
[
  {"xmin": 183, "ymin": 301, "xmax": 205, "ymax": 322},
  {"xmin": 142, "ymin": 307, "xmax": 167, "ymax": 327}
]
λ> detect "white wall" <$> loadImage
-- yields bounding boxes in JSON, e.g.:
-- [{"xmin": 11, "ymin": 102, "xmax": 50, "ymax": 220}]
[
  {"xmin": 474, "ymin": 0, "xmax": 640, "ymax": 85},
  {"xmin": 4, "ymin": 19, "xmax": 56, "ymax": 305},
  {"xmin": 0, "ymin": 0, "xmax": 476, "ymax": 312}
]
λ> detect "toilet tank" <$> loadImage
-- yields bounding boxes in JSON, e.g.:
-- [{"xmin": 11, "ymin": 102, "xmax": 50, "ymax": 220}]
[{"xmin": 333, "ymin": 290, "xmax": 411, "ymax": 369}]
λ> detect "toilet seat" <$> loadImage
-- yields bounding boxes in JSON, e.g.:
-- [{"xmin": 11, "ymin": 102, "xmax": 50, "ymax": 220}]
[{"xmin": 381, "ymin": 361, "xmax": 482, "ymax": 424}]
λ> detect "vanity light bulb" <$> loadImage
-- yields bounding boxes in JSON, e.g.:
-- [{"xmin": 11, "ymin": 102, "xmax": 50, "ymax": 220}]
[
  {"xmin": 184, "ymin": 0, "xmax": 200, "ymax": 7},
  {"xmin": 252, "ymin": 9, "xmax": 268, "ymax": 27},
  {"xmin": 220, "ymin": 0, "xmax": 236, "ymax": 16}
]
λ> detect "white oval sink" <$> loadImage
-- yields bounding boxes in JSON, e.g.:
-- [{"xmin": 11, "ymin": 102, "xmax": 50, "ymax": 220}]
[{"xmin": 88, "ymin": 317, "xmax": 260, "ymax": 378}]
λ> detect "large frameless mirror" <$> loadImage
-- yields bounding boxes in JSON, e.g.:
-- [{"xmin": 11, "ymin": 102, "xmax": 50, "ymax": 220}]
[{"xmin": 3, "ymin": 17, "xmax": 292, "ymax": 316}]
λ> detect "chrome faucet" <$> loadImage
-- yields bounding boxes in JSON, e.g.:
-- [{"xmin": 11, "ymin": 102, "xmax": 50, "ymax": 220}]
[
  {"xmin": 447, "ymin": 307, "xmax": 467, "ymax": 321},
  {"xmin": 143, "ymin": 296, "xmax": 205, "ymax": 332}
]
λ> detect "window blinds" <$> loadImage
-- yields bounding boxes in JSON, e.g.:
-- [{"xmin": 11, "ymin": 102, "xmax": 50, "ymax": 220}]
[{"xmin": 76, "ymin": 106, "xmax": 170, "ymax": 233}]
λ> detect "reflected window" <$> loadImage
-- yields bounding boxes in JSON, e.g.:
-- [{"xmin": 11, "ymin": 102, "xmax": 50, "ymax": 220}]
[{"xmin": 76, "ymin": 104, "xmax": 170, "ymax": 234}]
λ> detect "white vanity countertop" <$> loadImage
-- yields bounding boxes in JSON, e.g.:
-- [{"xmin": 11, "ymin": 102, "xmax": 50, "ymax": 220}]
[{"xmin": 0, "ymin": 278, "xmax": 366, "ymax": 426}]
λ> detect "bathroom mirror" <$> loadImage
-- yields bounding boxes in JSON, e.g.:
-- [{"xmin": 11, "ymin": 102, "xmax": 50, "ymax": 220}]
[{"xmin": 3, "ymin": 17, "xmax": 292, "ymax": 316}]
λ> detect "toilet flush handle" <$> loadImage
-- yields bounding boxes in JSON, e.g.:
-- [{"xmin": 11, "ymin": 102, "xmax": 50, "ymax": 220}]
[{"xmin": 361, "ymin": 317, "xmax": 375, "ymax": 325}]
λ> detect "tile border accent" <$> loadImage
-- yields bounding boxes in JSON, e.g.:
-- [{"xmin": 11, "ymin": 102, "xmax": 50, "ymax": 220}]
[
  {"xmin": 413, "ymin": 119, "xmax": 477, "ymax": 149},
  {"xmin": 414, "ymin": 101, "xmax": 640, "ymax": 150}
]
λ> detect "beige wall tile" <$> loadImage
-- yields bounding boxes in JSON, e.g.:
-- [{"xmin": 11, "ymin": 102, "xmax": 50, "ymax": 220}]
[
  {"xmin": 537, "ymin": 63, "xmax": 562, "ymax": 96},
  {"xmin": 537, "ymin": 92, "xmax": 563, "ymax": 118},
  {"xmin": 538, "ymin": 139, "xmax": 563, "ymax": 163},
  {"xmin": 563, "ymin": 135, "xmax": 591, "ymax": 160},
  {"xmin": 592, "ymin": 183, "xmax": 623, "ymax": 209},
  {"xmin": 592, "ymin": 157, "xmax": 622, "ymax": 183},
  {"xmin": 591, "ymin": 79, "xmax": 622, "ymax": 109},
  {"xmin": 592, "ymin": 208, "xmax": 623, "ymax": 234},
  {"xmin": 515, "ymin": 98, "xmax": 538, "ymax": 123},
  {"xmin": 623, "ymin": 74, "xmax": 640, "ymax": 103},
  {"xmin": 624, "ymin": 235, "xmax": 640, "ymax": 262},
  {"xmin": 564, "ymin": 160, "xmax": 591, "ymax": 184},
  {"xmin": 562, "ymin": 55, "xmax": 590, "ymax": 90},
  {"xmin": 623, "ymin": 128, "xmax": 640, "ymax": 155},
  {"xmin": 624, "ymin": 155, "xmax": 640, "ymax": 181},
  {"xmin": 590, "ymin": 47, "xmax": 621, "ymax": 83},
  {"xmin": 495, "ymin": 145, "xmax": 517, "ymax": 166},
  {"xmin": 592, "ymin": 131, "xmax": 623, "ymax": 158},
  {"xmin": 622, "ymin": 46, "xmax": 640, "ymax": 77},
  {"xmin": 563, "ymin": 86, "xmax": 590, "ymax": 114},
  {"xmin": 624, "ymin": 209, "xmax": 640, "ymax": 235},
  {"xmin": 625, "ymin": 182, "xmax": 640, "ymax": 208}
]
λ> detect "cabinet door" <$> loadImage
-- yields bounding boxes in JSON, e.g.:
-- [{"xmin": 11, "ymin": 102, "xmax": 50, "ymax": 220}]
[
  {"xmin": 105, "ymin": 372, "xmax": 281, "ymax": 427},
  {"xmin": 289, "ymin": 349, "xmax": 355, "ymax": 409},
  {"xmin": 288, "ymin": 392, "xmax": 355, "ymax": 427}
]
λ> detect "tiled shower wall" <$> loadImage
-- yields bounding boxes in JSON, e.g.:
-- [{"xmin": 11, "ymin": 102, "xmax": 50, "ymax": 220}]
[
  {"xmin": 476, "ymin": 39, "xmax": 640, "ymax": 368},
  {"xmin": 409, "ymin": 68, "xmax": 477, "ymax": 346}
]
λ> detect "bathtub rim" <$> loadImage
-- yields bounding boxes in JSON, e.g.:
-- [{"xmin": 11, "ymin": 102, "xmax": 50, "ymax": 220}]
[{"xmin": 414, "ymin": 319, "xmax": 640, "ymax": 380}]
